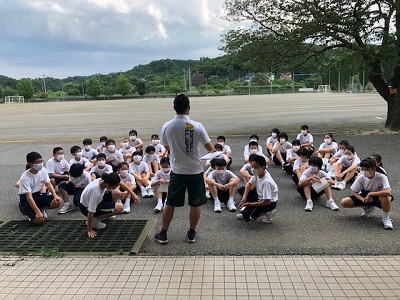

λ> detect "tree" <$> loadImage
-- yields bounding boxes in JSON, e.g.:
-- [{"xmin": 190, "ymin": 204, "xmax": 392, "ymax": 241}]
[
  {"xmin": 17, "ymin": 78, "xmax": 34, "ymax": 99},
  {"xmin": 85, "ymin": 77, "xmax": 102, "ymax": 98},
  {"xmin": 222, "ymin": 0, "xmax": 400, "ymax": 130},
  {"xmin": 115, "ymin": 74, "xmax": 132, "ymax": 97},
  {"xmin": 137, "ymin": 81, "xmax": 146, "ymax": 96},
  {"xmin": 38, "ymin": 92, "xmax": 49, "ymax": 101}
]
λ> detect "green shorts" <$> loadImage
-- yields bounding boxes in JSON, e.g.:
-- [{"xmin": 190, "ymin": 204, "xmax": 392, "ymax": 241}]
[{"xmin": 166, "ymin": 171, "xmax": 207, "ymax": 207}]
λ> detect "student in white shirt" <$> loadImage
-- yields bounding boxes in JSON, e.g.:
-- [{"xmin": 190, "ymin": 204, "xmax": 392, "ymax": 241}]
[
  {"xmin": 296, "ymin": 125, "xmax": 314, "ymax": 155},
  {"xmin": 69, "ymin": 145, "xmax": 92, "ymax": 172},
  {"xmin": 243, "ymin": 134, "xmax": 263, "ymax": 162},
  {"xmin": 104, "ymin": 139, "xmax": 123, "ymax": 172},
  {"xmin": 217, "ymin": 135, "xmax": 232, "ymax": 168},
  {"xmin": 82, "ymin": 138, "xmax": 98, "ymax": 162},
  {"xmin": 340, "ymin": 158, "xmax": 393, "ymax": 229},
  {"xmin": 205, "ymin": 143, "xmax": 229, "ymax": 168},
  {"xmin": 129, "ymin": 151, "xmax": 153, "ymax": 198},
  {"xmin": 119, "ymin": 137, "xmax": 136, "ymax": 164},
  {"xmin": 239, "ymin": 154, "xmax": 258, "ymax": 185},
  {"xmin": 244, "ymin": 141, "xmax": 267, "ymax": 163},
  {"xmin": 46, "ymin": 147, "xmax": 70, "ymax": 186},
  {"xmin": 143, "ymin": 145, "xmax": 160, "ymax": 177},
  {"xmin": 128, "ymin": 129, "xmax": 144, "ymax": 154},
  {"xmin": 265, "ymin": 128, "xmax": 280, "ymax": 158},
  {"xmin": 316, "ymin": 133, "xmax": 338, "ymax": 159},
  {"xmin": 90, "ymin": 153, "xmax": 113, "ymax": 180},
  {"xmin": 117, "ymin": 162, "xmax": 140, "ymax": 213},
  {"xmin": 333, "ymin": 145, "xmax": 360, "ymax": 190},
  {"xmin": 151, "ymin": 157, "xmax": 171, "ymax": 212},
  {"xmin": 292, "ymin": 147, "xmax": 310, "ymax": 186},
  {"xmin": 150, "ymin": 134, "xmax": 167, "ymax": 158},
  {"xmin": 327, "ymin": 139, "xmax": 350, "ymax": 178},
  {"xmin": 96, "ymin": 136, "xmax": 108, "ymax": 154},
  {"xmin": 272, "ymin": 132, "xmax": 292, "ymax": 168},
  {"xmin": 298, "ymin": 157, "xmax": 339, "ymax": 212},
  {"xmin": 283, "ymin": 139, "xmax": 301, "ymax": 174},
  {"xmin": 18, "ymin": 152, "xmax": 62, "ymax": 224}
]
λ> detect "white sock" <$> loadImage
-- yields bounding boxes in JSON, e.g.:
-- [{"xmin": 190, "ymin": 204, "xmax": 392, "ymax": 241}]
[
  {"xmin": 124, "ymin": 198, "xmax": 130, "ymax": 205},
  {"xmin": 64, "ymin": 202, "xmax": 71, "ymax": 206},
  {"xmin": 228, "ymin": 197, "xmax": 234, "ymax": 202},
  {"xmin": 140, "ymin": 186, "xmax": 146, "ymax": 192},
  {"xmin": 157, "ymin": 199, "xmax": 163, "ymax": 205},
  {"xmin": 328, "ymin": 198, "xmax": 334, "ymax": 202},
  {"xmin": 382, "ymin": 211, "xmax": 390, "ymax": 219},
  {"xmin": 307, "ymin": 199, "xmax": 312, "ymax": 203}
]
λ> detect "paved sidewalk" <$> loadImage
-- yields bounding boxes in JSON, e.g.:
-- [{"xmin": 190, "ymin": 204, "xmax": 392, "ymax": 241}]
[{"xmin": 1, "ymin": 255, "xmax": 400, "ymax": 299}]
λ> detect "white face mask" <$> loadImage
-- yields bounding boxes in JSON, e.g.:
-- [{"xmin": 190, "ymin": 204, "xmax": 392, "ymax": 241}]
[
  {"xmin": 130, "ymin": 136, "xmax": 136, "ymax": 141},
  {"xmin": 280, "ymin": 138, "xmax": 286, "ymax": 143},
  {"xmin": 33, "ymin": 163, "xmax": 43, "ymax": 171},
  {"xmin": 97, "ymin": 160, "xmax": 106, "ymax": 167},
  {"xmin": 133, "ymin": 155, "xmax": 142, "ymax": 162},
  {"xmin": 301, "ymin": 130, "xmax": 307, "ymax": 135},
  {"xmin": 218, "ymin": 142, "xmax": 225, "ymax": 146},
  {"xmin": 346, "ymin": 155, "xmax": 353, "ymax": 160},
  {"xmin": 310, "ymin": 166, "xmax": 319, "ymax": 173},
  {"xmin": 271, "ymin": 132, "xmax": 277, "ymax": 138},
  {"xmin": 250, "ymin": 149, "xmax": 258, "ymax": 154},
  {"xmin": 252, "ymin": 168, "xmax": 260, "ymax": 177},
  {"xmin": 101, "ymin": 142, "xmax": 106, "ymax": 147},
  {"xmin": 293, "ymin": 146, "xmax": 300, "ymax": 151},
  {"xmin": 120, "ymin": 170, "xmax": 128, "ymax": 177},
  {"xmin": 75, "ymin": 152, "xmax": 82, "ymax": 159},
  {"xmin": 324, "ymin": 139, "xmax": 331, "ymax": 144},
  {"xmin": 56, "ymin": 154, "xmax": 64, "ymax": 161},
  {"xmin": 107, "ymin": 145, "xmax": 116, "ymax": 152},
  {"xmin": 249, "ymin": 138, "xmax": 257, "ymax": 142},
  {"xmin": 123, "ymin": 142, "xmax": 129, "ymax": 148},
  {"xmin": 162, "ymin": 167, "xmax": 170, "ymax": 173},
  {"xmin": 84, "ymin": 145, "xmax": 91, "ymax": 151},
  {"xmin": 152, "ymin": 140, "xmax": 159, "ymax": 146},
  {"xmin": 216, "ymin": 170, "xmax": 226, "ymax": 175}
]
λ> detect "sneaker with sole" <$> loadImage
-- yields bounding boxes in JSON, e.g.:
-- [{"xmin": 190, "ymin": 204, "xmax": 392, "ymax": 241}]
[
  {"xmin": 263, "ymin": 209, "xmax": 276, "ymax": 224},
  {"xmin": 154, "ymin": 231, "xmax": 168, "ymax": 244},
  {"xmin": 361, "ymin": 206, "xmax": 375, "ymax": 218},
  {"xmin": 325, "ymin": 199, "xmax": 339, "ymax": 211},
  {"xmin": 205, "ymin": 190, "xmax": 211, "ymax": 199},
  {"xmin": 147, "ymin": 188, "xmax": 155, "ymax": 197},
  {"xmin": 214, "ymin": 201, "xmax": 222, "ymax": 213},
  {"xmin": 141, "ymin": 189, "xmax": 149, "ymax": 198},
  {"xmin": 304, "ymin": 200, "xmax": 313, "ymax": 211},
  {"xmin": 40, "ymin": 208, "xmax": 48, "ymax": 219},
  {"xmin": 236, "ymin": 213, "xmax": 244, "ymax": 220},
  {"xmin": 58, "ymin": 203, "xmax": 74, "ymax": 214},
  {"xmin": 154, "ymin": 201, "xmax": 163, "ymax": 213},
  {"xmin": 337, "ymin": 181, "xmax": 346, "ymax": 190},
  {"xmin": 123, "ymin": 203, "xmax": 130, "ymax": 213},
  {"xmin": 187, "ymin": 230, "xmax": 197, "ymax": 243},
  {"xmin": 332, "ymin": 180, "xmax": 340, "ymax": 189},
  {"xmin": 227, "ymin": 199, "xmax": 237, "ymax": 211},
  {"xmin": 86, "ymin": 219, "xmax": 107, "ymax": 230},
  {"xmin": 382, "ymin": 217, "xmax": 393, "ymax": 230}
]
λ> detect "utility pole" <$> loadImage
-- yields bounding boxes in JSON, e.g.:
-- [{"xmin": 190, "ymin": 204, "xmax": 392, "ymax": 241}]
[
  {"xmin": 188, "ymin": 65, "xmax": 192, "ymax": 94},
  {"xmin": 42, "ymin": 74, "xmax": 47, "ymax": 93},
  {"xmin": 183, "ymin": 69, "xmax": 187, "ymax": 91}
]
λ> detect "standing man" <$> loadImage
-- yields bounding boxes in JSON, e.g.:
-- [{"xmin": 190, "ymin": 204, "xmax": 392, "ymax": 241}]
[{"xmin": 154, "ymin": 94, "xmax": 215, "ymax": 244}]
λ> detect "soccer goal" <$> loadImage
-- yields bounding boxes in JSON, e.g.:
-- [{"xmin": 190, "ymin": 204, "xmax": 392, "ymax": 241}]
[
  {"xmin": 4, "ymin": 96, "xmax": 24, "ymax": 104},
  {"xmin": 317, "ymin": 85, "xmax": 332, "ymax": 93}
]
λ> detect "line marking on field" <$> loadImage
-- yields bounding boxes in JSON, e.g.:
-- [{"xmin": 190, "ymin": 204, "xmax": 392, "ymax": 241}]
[{"xmin": 375, "ymin": 117, "xmax": 383, "ymax": 119}]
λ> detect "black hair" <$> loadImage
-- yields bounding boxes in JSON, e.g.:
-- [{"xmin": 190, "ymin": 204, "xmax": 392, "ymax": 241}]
[
  {"xmin": 214, "ymin": 143, "xmax": 223, "ymax": 151},
  {"xmin": 174, "ymin": 94, "xmax": 190, "ymax": 114},
  {"xmin": 217, "ymin": 135, "xmax": 226, "ymax": 141},
  {"xmin": 117, "ymin": 162, "xmax": 129, "ymax": 170},
  {"xmin": 97, "ymin": 153, "xmax": 106, "ymax": 160},
  {"xmin": 370, "ymin": 154, "xmax": 383, "ymax": 167},
  {"xmin": 70, "ymin": 145, "xmax": 81, "ymax": 154},
  {"xmin": 309, "ymin": 156, "xmax": 323, "ymax": 169},
  {"xmin": 278, "ymin": 132, "xmax": 288, "ymax": 141},
  {"xmin": 129, "ymin": 129, "xmax": 138, "ymax": 136},
  {"xmin": 360, "ymin": 158, "xmax": 376, "ymax": 169},
  {"xmin": 214, "ymin": 158, "xmax": 227, "ymax": 167},
  {"xmin": 145, "ymin": 145, "xmax": 156, "ymax": 153},
  {"xmin": 53, "ymin": 147, "xmax": 63, "ymax": 155},
  {"xmin": 301, "ymin": 125, "xmax": 309, "ymax": 130},
  {"xmin": 99, "ymin": 136, "xmax": 108, "ymax": 142},
  {"xmin": 252, "ymin": 155, "xmax": 267, "ymax": 168},
  {"xmin": 106, "ymin": 139, "xmax": 115, "ymax": 146},
  {"xmin": 345, "ymin": 145, "xmax": 355, "ymax": 153},
  {"xmin": 249, "ymin": 134, "xmax": 259, "ymax": 141},
  {"xmin": 248, "ymin": 141, "xmax": 259, "ymax": 147},
  {"xmin": 292, "ymin": 139, "xmax": 301, "ymax": 146},
  {"xmin": 298, "ymin": 147, "xmax": 310, "ymax": 158},
  {"xmin": 210, "ymin": 158, "xmax": 218, "ymax": 169},
  {"xmin": 151, "ymin": 134, "xmax": 159, "ymax": 139},
  {"xmin": 160, "ymin": 156, "xmax": 170, "ymax": 165},
  {"xmin": 248, "ymin": 153, "xmax": 258, "ymax": 162},
  {"xmin": 26, "ymin": 152, "xmax": 42, "ymax": 164},
  {"xmin": 132, "ymin": 151, "xmax": 141, "ymax": 156},
  {"xmin": 338, "ymin": 140, "xmax": 350, "ymax": 147},
  {"xmin": 69, "ymin": 163, "xmax": 84, "ymax": 178},
  {"xmin": 102, "ymin": 172, "xmax": 120, "ymax": 187},
  {"xmin": 83, "ymin": 138, "xmax": 92, "ymax": 145},
  {"xmin": 271, "ymin": 128, "xmax": 280, "ymax": 134}
]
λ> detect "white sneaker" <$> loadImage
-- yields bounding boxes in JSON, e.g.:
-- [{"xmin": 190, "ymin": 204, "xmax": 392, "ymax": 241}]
[
  {"xmin": 263, "ymin": 209, "xmax": 276, "ymax": 224},
  {"xmin": 205, "ymin": 190, "xmax": 211, "ymax": 199},
  {"xmin": 361, "ymin": 206, "xmax": 375, "ymax": 218},
  {"xmin": 382, "ymin": 217, "xmax": 393, "ymax": 230},
  {"xmin": 236, "ymin": 213, "xmax": 244, "ymax": 220},
  {"xmin": 123, "ymin": 202, "xmax": 130, "ymax": 213},
  {"xmin": 86, "ymin": 219, "xmax": 107, "ymax": 230},
  {"xmin": 227, "ymin": 199, "xmax": 237, "ymax": 211},
  {"xmin": 304, "ymin": 200, "xmax": 313, "ymax": 211},
  {"xmin": 40, "ymin": 208, "xmax": 48, "ymax": 219},
  {"xmin": 332, "ymin": 180, "xmax": 340, "ymax": 189},
  {"xmin": 58, "ymin": 203, "xmax": 74, "ymax": 214},
  {"xmin": 214, "ymin": 201, "xmax": 222, "ymax": 213},
  {"xmin": 141, "ymin": 188, "xmax": 148, "ymax": 198},
  {"xmin": 154, "ymin": 201, "xmax": 163, "ymax": 212},
  {"xmin": 337, "ymin": 181, "xmax": 346, "ymax": 190},
  {"xmin": 325, "ymin": 199, "xmax": 339, "ymax": 211},
  {"xmin": 147, "ymin": 188, "xmax": 155, "ymax": 197}
]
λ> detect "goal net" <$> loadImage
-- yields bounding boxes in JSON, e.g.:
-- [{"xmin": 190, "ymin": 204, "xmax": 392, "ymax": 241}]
[
  {"xmin": 4, "ymin": 96, "xmax": 24, "ymax": 104},
  {"xmin": 317, "ymin": 85, "xmax": 331, "ymax": 93}
]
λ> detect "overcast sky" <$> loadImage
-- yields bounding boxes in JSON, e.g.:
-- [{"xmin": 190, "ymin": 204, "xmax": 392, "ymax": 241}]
[{"xmin": 0, "ymin": 0, "xmax": 233, "ymax": 79}]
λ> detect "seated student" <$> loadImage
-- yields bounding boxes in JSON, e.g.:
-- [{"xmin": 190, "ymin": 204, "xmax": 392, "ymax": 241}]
[
  {"xmin": 340, "ymin": 158, "xmax": 393, "ymax": 230},
  {"xmin": 119, "ymin": 137, "xmax": 136, "ymax": 164},
  {"xmin": 265, "ymin": 128, "xmax": 280, "ymax": 158},
  {"xmin": 369, "ymin": 154, "xmax": 387, "ymax": 176},
  {"xmin": 237, "ymin": 155, "xmax": 278, "ymax": 223},
  {"xmin": 151, "ymin": 156, "xmax": 171, "ymax": 212},
  {"xmin": 69, "ymin": 145, "xmax": 93, "ymax": 172},
  {"xmin": 316, "ymin": 133, "xmax": 338, "ymax": 159},
  {"xmin": 327, "ymin": 139, "xmax": 350, "ymax": 178},
  {"xmin": 204, "ymin": 158, "xmax": 218, "ymax": 199},
  {"xmin": 244, "ymin": 140, "xmax": 268, "ymax": 164},
  {"xmin": 79, "ymin": 173, "xmax": 124, "ymax": 238},
  {"xmin": 150, "ymin": 134, "xmax": 167, "ymax": 158},
  {"xmin": 283, "ymin": 139, "xmax": 301, "ymax": 174},
  {"xmin": 292, "ymin": 147, "xmax": 310, "ymax": 185},
  {"xmin": 128, "ymin": 129, "xmax": 144, "ymax": 154},
  {"xmin": 103, "ymin": 139, "xmax": 124, "ymax": 172},
  {"xmin": 90, "ymin": 153, "xmax": 113, "ymax": 180},
  {"xmin": 296, "ymin": 124, "xmax": 314, "ymax": 155},
  {"xmin": 96, "ymin": 136, "xmax": 108, "ymax": 154},
  {"xmin": 128, "ymin": 151, "xmax": 154, "ymax": 198},
  {"xmin": 143, "ymin": 145, "xmax": 160, "ymax": 178},
  {"xmin": 58, "ymin": 164, "xmax": 92, "ymax": 214},
  {"xmin": 82, "ymin": 138, "xmax": 98, "ymax": 162},
  {"xmin": 272, "ymin": 132, "xmax": 292, "ymax": 168},
  {"xmin": 243, "ymin": 134, "xmax": 263, "ymax": 162},
  {"xmin": 298, "ymin": 157, "xmax": 339, "ymax": 212},
  {"xmin": 217, "ymin": 135, "xmax": 232, "ymax": 168},
  {"xmin": 205, "ymin": 143, "xmax": 229, "ymax": 168},
  {"xmin": 117, "ymin": 162, "xmax": 140, "ymax": 213},
  {"xmin": 18, "ymin": 152, "xmax": 62, "ymax": 224},
  {"xmin": 206, "ymin": 158, "xmax": 240, "ymax": 213},
  {"xmin": 239, "ymin": 154, "xmax": 258, "ymax": 185},
  {"xmin": 333, "ymin": 145, "xmax": 360, "ymax": 190},
  {"xmin": 46, "ymin": 147, "xmax": 70, "ymax": 187},
  {"xmin": 15, "ymin": 164, "xmax": 47, "ymax": 193}
]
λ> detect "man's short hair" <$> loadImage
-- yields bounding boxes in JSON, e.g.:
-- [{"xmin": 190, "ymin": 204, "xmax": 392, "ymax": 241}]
[
  {"xmin": 360, "ymin": 158, "xmax": 376, "ymax": 169},
  {"xmin": 252, "ymin": 155, "xmax": 267, "ymax": 168},
  {"xmin": 26, "ymin": 152, "xmax": 42, "ymax": 164},
  {"xmin": 69, "ymin": 163, "xmax": 84, "ymax": 178},
  {"xmin": 174, "ymin": 94, "xmax": 190, "ymax": 114},
  {"xmin": 214, "ymin": 158, "xmax": 227, "ymax": 167},
  {"xmin": 309, "ymin": 156, "xmax": 323, "ymax": 169}
]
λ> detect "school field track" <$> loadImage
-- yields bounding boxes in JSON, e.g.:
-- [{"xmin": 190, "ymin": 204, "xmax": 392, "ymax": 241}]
[{"xmin": 1, "ymin": 93, "xmax": 399, "ymax": 256}]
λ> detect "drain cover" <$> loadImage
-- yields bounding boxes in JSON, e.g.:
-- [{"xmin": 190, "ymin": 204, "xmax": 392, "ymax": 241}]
[{"xmin": 0, "ymin": 219, "xmax": 153, "ymax": 255}]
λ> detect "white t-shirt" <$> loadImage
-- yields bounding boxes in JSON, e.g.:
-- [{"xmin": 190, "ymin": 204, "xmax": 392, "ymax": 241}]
[
  {"xmin": 286, "ymin": 149, "xmax": 299, "ymax": 161},
  {"xmin": 240, "ymin": 162, "xmax": 253, "ymax": 174},
  {"xmin": 318, "ymin": 141, "xmax": 338, "ymax": 153},
  {"xmin": 103, "ymin": 148, "xmax": 124, "ymax": 166},
  {"xmin": 80, "ymin": 179, "xmax": 107, "ymax": 213},
  {"xmin": 153, "ymin": 169, "xmax": 171, "ymax": 182},
  {"xmin": 46, "ymin": 158, "xmax": 70, "ymax": 175},
  {"xmin": 69, "ymin": 157, "xmax": 90, "ymax": 166},
  {"xmin": 337, "ymin": 154, "xmax": 361, "ymax": 168},
  {"xmin": 299, "ymin": 168, "xmax": 330, "ymax": 184},
  {"xmin": 249, "ymin": 171, "xmax": 278, "ymax": 202},
  {"xmin": 130, "ymin": 138, "xmax": 143, "ymax": 148},
  {"xmin": 70, "ymin": 170, "xmax": 92, "ymax": 188},
  {"xmin": 297, "ymin": 133, "xmax": 314, "ymax": 146},
  {"xmin": 150, "ymin": 143, "xmax": 166, "ymax": 155},
  {"xmin": 208, "ymin": 170, "xmax": 238, "ymax": 185},
  {"xmin": 129, "ymin": 161, "xmax": 149, "ymax": 175},
  {"xmin": 293, "ymin": 158, "xmax": 308, "ymax": 172},
  {"xmin": 119, "ymin": 173, "xmax": 135, "ymax": 183},
  {"xmin": 143, "ymin": 153, "xmax": 160, "ymax": 164},
  {"xmin": 161, "ymin": 114, "xmax": 211, "ymax": 174},
  {"xmin": 119, "ymin": 146, "xmax": 136, "ymax": 156},
  {"xmin": 334, "ymin": 149, "xmax": 345, "ymax": 158},
  {"xmin": 221, "ymin": 144, "xmax": 232, "ymax": 155},
  {"xmin": 273, "ymin": 141, "xmax": 292, "ymax": 154},
  {"xmin": 350, "ymin": 172, "xmax": 390, "ymax": 193},
  {"xmin": 18, "ymin": 168, "xmax": 50, "ymax": 195},
  {"xmin": 266, "ymin": 136, "xmax": 278, "ymax": 146},
  {"xmin": 90, "ymin": 164, "xmax": 113, "ymax": 176},
  {"xmin": 82, "ymin": 148, "xmax": 98, "ymax": 160},
  {"xmin": 206, "ymin": 153, "xmax": 229, "ymax": 165},
  {"xmin": 243, "ymin": 145, "xmax": 263, "ymax": 158}
]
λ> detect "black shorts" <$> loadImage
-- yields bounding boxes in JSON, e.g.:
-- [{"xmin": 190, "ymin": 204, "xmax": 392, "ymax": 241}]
[
  {"xmin": 58, "ymin": 182, "xmax": 84, "ymax": 206},
  {"xmin": 79, "ymin": 191, "xmax": 115, "ymax": 217},
  {"xmin": 19, "ymin": 192, "xmax": 53, "ymax": 221},
  {"xmin": 166, "ymin": 171, "xmax": 206, "ymax": 207},
  {"xmin": 350, "ymin": 189, "xmax": 394, "ymax": 209}
]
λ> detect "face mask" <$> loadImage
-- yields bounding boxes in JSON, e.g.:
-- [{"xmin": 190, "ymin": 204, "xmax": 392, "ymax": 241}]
[
  {"xmin": 101, "ymin": 142, "xmax": 106, "ymax": 147},
  {"xmin": 324, "ymin": 139, "xmax": 331, "ymax": 144},
  {"xmin": 363, "ymin": 170, "xmax": 371, "ymax": 178},
  {"xmin": 280, "ymin": 138, "xmax": 286, "ymax": 143},
  {"xmin": 249, "ymin": 138, "xmax": 257, "ymax": 142},
  {"xmin": 218, "ymin": 142, "xmax": 225, "ymax": 146},
  {"xmin": 162, "ymin": 167, "xmax": 170, "ymax": 173},
  {"xmin": 152, "ymin": 140, "xmax": 159, "ymax": 145},
  {"xmin": 252, "ymin": 168, "xmax": 260, "ymax": 177},
  {"xmin": 293, "ymin": 146, "xmax": 300, "ymax": 151},
  {"xmin": 250, "ymin": 149, "xmax": 258, "ymax": 154},
  {"xmin": 271, "ymin": 132, "xmax": 277, "ymax": 138},
  {"xmin": 346, "ymin": 155, "xmax": 353, "ymax": 160},
  {"xmin": 33, "ymin": 163, "xmax": 43, "ymax": 171},
  {"xmin": 130, "ymin": 136, "xmax": 136, "ymax": 141},
  {"xmin": 75, "ymin": 152, "xmax": 82, "ymax": 159},
  {"xmin": 97, "ymin": 160, "xmax": 106, "ymax": 167},
  {"xmin": 133, "ymin": 155, "xmax": 142, "ymax": 162},
  {"xmin": 123, "ymin": 142, "xmax": 129, "ymax": 148},
  {"xmin": 107, "ymin": 145, "xmax": 116, "ymax": 152},
  {"xmin": 301, "ymin": 130, "xmax": 307, "ymax": 135},
  {"xmin": 84, "ymin": 145, "xmax": 91, "ymax": 151},
  {"xmin": 56, "ymin": 154, "xmax": 64, "ymax": 161},
  {"xmin": 216, "ymin": 170, "xmax": 226, "ymax": 175},
  {"xmin": 120, "ymin": 170, "xmax": 128, "ymax": 177},
  {"xmin": 310, "ymin": 166, "xmax": 319, "ymax": 173}
]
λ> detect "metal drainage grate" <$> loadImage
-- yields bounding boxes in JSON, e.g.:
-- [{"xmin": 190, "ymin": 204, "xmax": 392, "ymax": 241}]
[{"xmin": 0, "ymin": 219, "xmax": 153, "ymax": 255}]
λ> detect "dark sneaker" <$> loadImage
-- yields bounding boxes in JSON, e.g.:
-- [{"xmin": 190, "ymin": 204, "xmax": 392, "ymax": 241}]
[
  {"xmin": 154, "ymin": 231, "xmax": 168, "ymax": 244},
  {"xmin": 187, "ymin": 230, "xmax": 197, "ymax": 243}
]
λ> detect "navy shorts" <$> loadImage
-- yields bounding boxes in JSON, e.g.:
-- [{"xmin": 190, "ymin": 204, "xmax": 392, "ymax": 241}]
[
  {"xmin": 237, "ymin": 186, "xmax": 276, "ymax": 221},
  {"xmin": 19, "ymin": 192, "xmax": 53, "ymax": 221},
  {"xmin": 79, "ymin": 191, "xmax": 115, "ymax": 217},
  {"xmin": 58, "ymin": 182, "xmax": 84, "ymax": 206},
  {"xmin": 350, "ymin": 189, "xmax": 394, "ymax": 209}
]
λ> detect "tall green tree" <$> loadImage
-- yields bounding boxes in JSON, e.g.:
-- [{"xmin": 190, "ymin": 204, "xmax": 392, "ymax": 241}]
[
  {"xmin": 223, "ymin": 0, "xmax": 400, "ymax": 130},
  {"xmin": 85, "ymin": 77, "xmax": 102, "ymax": 98},
  {"xmin": 115, "ymin": 74, "xmax": 132, "ymax": 97},
  {"xmin": 137, "ymin": 81, "xmax": 146, "ymax": 96},
  {"xmin": 17, "ymin": 78, "xmax": 34, "ymax": 99}
]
